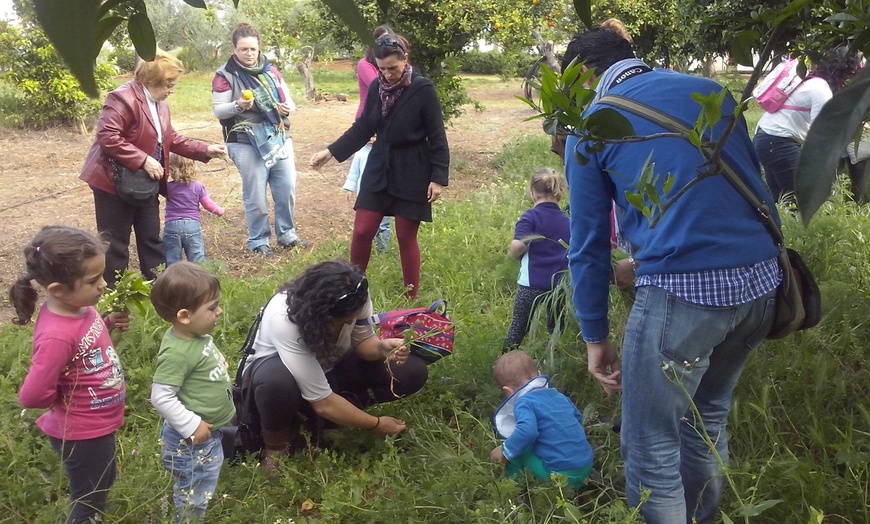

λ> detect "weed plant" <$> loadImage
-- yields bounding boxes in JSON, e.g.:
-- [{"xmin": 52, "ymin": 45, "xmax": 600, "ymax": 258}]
[{"xmin": 1, "ymin": 137, "xmax": 868, "ymax": 523}]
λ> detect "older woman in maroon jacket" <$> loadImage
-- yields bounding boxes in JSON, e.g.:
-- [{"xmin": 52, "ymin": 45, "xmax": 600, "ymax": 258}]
[
  {"xmin": 80, "ymin": 50, "xmax": 226, "ymax": 286},
  {"xmin": 309, "ymin": 32, "xmax": 449, "ymax": 299}
]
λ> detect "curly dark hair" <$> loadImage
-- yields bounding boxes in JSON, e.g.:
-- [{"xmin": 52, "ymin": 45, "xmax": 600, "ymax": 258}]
[
  {"xmin": 812, "ymin": 47, "xmax": 862, "ymax": 93},
  {"xmin": 278, "ymin": 260, "xmax": 368, "ymax": 367}
]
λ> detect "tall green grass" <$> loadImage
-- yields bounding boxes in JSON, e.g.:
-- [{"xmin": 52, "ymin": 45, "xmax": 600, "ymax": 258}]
[{"xmin": 1, "ymin": 126, "xmax": 868, "ymax": 523}]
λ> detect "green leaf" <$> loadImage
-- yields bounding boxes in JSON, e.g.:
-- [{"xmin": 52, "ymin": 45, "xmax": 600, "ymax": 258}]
[
  {"xmin": 663, "ymin": 174, "xmax": 675, "ymax": 196},
  {"xmin": 559, "ymin": 61, "xmax": 585, "ymax": 90},
  {"xmin": 826, "ymin": 13, "xmax": 858, "ymax": 23},
  {"xmin": 573, "ymin": 0, "xmax": 592, "ymax": 29},
  {"xmin": 33, "ymin": 0, "xmax": 102, "ymax": 97},
  {"xmin": 625, "ymin": 191, "xmax": 645, "ymax": 212},
  {"xmin": 796, "ymin": 65, "xmax": 870, "ymax": 224},
  {"xmin": 322, "ymin": 0, "xmax": 371, "ymax": 50},
  {"xmin": 773, "ymin": 0, "xmax": 813, "ymax": 27},
  {"xmin": 96, "ymin": 0, "xmax": 129, "ymax": 21},
  {"xmin": 543, "ymin": 118, "xmax": 559, "ymax": 136},
  {"xmin": 586, "ymin": 108, "xmax": 634, "ymax": 139},
  {"xmin": 128, "ymin": 11, "xmax": 156, "ymax": 61},
  {"xmin": 182, "ymin": 0, "xmax": 208, "ymax": 8},
  {"xmin": 731, "ymin": 31, "xmax": 759, "ymax": 67},
  {"xmin": 94, "ymin": 15, "xmax": 125, "ymax": 58},
  {"xmin": 736, "ymin": 499, "xmax": 782, "ymax": 517}
]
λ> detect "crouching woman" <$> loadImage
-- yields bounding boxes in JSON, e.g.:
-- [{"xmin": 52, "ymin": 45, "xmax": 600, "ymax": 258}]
[{"xmin": 240, "ymin": 260, "xmax": 428, "ymax": 474}]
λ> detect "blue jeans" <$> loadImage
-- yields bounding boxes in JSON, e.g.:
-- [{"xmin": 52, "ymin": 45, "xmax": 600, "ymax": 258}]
[
  {"xmin": 164, "ymin": 219, "xmax": 205, "ymax": 265},
  {"xmin": 753, "ymin": 130, "xmax": 801, "ymax": 204},
  {"xmin": 621, "ymin": 286, "xmax": 776, "ymax": 524},
  {"xmin": 160, "ymin": 423, "xmax": 224, "ymax": 523},
  {"xmin": 375, "ymin": 216, "xmax": 391, "ymax": 252},
  {"xmin": 227, "ymin": 141, "xmax": 298, "ymax": 251}
]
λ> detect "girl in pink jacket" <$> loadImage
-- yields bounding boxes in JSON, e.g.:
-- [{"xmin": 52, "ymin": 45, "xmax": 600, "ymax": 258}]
[{"xmin": 10, "ymin": 226, "xmax": 131, "ymax": 524}]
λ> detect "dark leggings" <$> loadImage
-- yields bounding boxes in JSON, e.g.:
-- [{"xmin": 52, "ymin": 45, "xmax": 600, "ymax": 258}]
[
  {"xmin": 351, "ymin": 209, "xmax": 421, "ymax": 298},
  {"xmin": 49, "ymin": 433, "xmax": 117, "ymax": 524},
  {"xmin": 504, "ymin": 286, "xmax": 563, "ymax": 350},
  {"xmin": 250, "ymin": 350, "xmax": 428, "ymax": 433}
]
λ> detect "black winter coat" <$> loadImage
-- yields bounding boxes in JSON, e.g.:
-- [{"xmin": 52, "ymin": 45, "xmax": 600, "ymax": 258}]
[{"xmin": 328, "ymin": 73, "xmax": 449, "ymax": 203}]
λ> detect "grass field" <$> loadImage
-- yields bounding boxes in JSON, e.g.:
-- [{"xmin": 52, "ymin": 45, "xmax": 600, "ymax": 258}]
[{"xmin": 0, "ymin": 70, "xmax": 867, "ymax": 523}]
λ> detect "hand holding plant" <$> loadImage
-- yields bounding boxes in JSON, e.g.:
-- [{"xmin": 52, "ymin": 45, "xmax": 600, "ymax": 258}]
[
  {"xmin": 98, "ymin": 270, "xmax": 152, "ymax": 344},
  {"xmin": 106, "ymin": 311, "xmax": 131, "ymax": 332},
  {"xmin": 382, "ymin": 337, "xmax": 409, "ymax": 365}
]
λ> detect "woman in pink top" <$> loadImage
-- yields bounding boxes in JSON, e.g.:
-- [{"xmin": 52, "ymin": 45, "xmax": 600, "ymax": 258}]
[
  {"xmin": 10, "ymin": 226, "xmax": 131, "ymax": 524},
  {"xmin": 355, "ymin": 25, "xmax": 393, "ymax": 119}
]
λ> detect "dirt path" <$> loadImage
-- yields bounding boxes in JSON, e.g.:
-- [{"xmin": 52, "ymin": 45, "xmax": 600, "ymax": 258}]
[{"xmin": 0, "ymin": 75, "xmax": 539, "ymax": 325}]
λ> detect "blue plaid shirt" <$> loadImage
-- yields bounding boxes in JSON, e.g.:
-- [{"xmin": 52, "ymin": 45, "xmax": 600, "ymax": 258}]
[{"xmin": 635, "ymin": 257, "xmax": 781, "ymax": 306}]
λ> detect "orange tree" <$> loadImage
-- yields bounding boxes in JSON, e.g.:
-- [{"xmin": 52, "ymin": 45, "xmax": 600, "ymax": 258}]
[{"xmin": 310, "ymin": 0, "xmax": 587, "ymax": 120}]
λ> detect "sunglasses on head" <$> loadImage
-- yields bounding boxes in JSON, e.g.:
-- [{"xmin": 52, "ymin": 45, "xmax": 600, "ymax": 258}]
[
  {"xmin": 329, "ymin": 276, "xmax": 369, "ymax": 317},
  {"xmin": 375, "ymin": 36, "xmax": 406, "ymax": 54}
]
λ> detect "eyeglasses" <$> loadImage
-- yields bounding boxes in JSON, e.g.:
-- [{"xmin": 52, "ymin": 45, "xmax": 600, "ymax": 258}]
[
  {"xmin": 329, "ymin": 276, "xmax": 369, "ymax": 317},
  {"xmin": 375, "ymin": 36, "xmax": 406, "ymax": 54}
]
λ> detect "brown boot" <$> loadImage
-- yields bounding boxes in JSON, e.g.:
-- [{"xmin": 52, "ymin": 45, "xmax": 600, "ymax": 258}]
[{"xmin": 260, "ymin": 428, "xmax": 293, "ymax": 480}]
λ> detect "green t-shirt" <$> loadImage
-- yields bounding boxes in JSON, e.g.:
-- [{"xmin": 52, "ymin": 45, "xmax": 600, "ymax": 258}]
[{"xmin": 153, "ymin": 328, "xmax": 235, "ymax": 428}]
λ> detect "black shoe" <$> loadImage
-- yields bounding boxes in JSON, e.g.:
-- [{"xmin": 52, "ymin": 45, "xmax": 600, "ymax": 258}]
[
  {"xmin": 280, "ymin": 239, "xmax": 311, "ymax": 249},
  {"xmin": 252, "ymin": 245, "xmax": 274, "ymax": 258}
]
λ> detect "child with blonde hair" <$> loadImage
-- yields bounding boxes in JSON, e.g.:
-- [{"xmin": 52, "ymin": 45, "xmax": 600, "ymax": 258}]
[
  {"xmin": 491, "ymin": 350, "xmax": 593, "ymax": 488},
  {"xmin": 11, "ymin": 226, "xmax": 130, "ymax": 523},
  {"xmin": 502, "ymin": 168, "xmax": 570, "ymax": 352},
  {"xmin": 164, "ymin": 153, "xmax": 225, "ymax": 265}
]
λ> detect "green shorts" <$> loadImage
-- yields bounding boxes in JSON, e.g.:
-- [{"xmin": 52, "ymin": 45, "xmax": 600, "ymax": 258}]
[{"xmin": 505, "ymin": 449, "xmax": 592, "ymax": 489}]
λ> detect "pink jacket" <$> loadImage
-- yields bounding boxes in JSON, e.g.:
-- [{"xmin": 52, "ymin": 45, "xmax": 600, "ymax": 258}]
[
  {"xmin": 80, "ymin": 81, "xmax": 211, "ymax": 195},
  {"xmin": 356, "ymin": 58, "xmax": 379, "ymax": 119},
  {"xmin": 18, "ymin": 306, "xmax": 126, "ymax": 441}
]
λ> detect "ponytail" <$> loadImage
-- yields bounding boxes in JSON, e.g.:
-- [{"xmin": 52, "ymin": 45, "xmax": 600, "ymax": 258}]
[{"xmin": 9, "ymin": 274, "xmax": 38, "ymax": 325}]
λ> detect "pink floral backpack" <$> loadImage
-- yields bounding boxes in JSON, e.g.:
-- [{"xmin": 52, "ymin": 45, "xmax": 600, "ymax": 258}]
[{"xmin": 360, "ymin": 300, "xmax": 454, "ymax": 364}]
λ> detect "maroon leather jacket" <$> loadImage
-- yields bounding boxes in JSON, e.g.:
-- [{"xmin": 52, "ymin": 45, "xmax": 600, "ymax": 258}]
[{"xmin": 80, "ymin": 81, "xmax": 211, "ymax": 195}]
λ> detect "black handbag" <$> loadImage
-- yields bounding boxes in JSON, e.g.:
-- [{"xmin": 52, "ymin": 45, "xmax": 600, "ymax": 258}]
[
  {"xmin": 113, "ymin": 165, "xmax": 159, "ymax": 204},
  {"xmin": 598, "ymin": 94, "xmax": 822, "ymax": 339}
]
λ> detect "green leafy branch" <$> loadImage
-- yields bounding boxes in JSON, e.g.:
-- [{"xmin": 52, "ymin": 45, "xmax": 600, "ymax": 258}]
[{"xmin": 97, "ymin": 269, "xmax": 152, "ymax": 316}]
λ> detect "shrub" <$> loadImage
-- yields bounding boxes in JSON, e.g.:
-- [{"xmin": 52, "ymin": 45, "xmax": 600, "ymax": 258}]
[
  {"xmin": 459, "ymin": 49, "xmax": 513, "ymax": 76},
  {"xmin": 0, "ymin": 21, "xmax": 114, "ymax": 132},
  {"xmin": 112, "ymin": 47, "xmax": 138, "ymax": 74}
]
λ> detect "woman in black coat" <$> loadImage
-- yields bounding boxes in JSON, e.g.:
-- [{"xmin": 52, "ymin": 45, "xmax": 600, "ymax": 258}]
[{"xmin": 309, "ymin": 32, "xmax": 449, "ymax": 299}]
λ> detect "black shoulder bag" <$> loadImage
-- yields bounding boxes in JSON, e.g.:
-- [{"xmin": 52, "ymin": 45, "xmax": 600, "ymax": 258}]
[
  {"xmin": 598, "ymin": 94, "xmax": 821, "ymax": 339},
  {"xmin": 229, "ymin": 304, "xmax": 266, "ymax": 458}
]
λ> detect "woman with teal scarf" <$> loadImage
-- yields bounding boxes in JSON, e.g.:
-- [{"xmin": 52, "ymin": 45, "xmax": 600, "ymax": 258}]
[{"xmin": 213, "ymin": 23, "xmax": 306, "ymax": 257}]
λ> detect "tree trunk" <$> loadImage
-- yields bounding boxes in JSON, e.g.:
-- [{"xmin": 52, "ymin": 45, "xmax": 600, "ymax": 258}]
[
  {"xmin": 703, "ymin": 55, "xmax": 716, "ymax": 78},
  {"xmin": 296, "ymin": 48, "xmax": 316, "ymax": 101},
  {"xmin": 532, "ymin": 29, "xmax": 560, "ymax": 74}
]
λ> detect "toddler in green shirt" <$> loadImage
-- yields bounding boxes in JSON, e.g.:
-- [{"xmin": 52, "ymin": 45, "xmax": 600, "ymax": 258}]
[{"xmin": 150, "ymin": 262, "xmax": 235, "ymax": 523}]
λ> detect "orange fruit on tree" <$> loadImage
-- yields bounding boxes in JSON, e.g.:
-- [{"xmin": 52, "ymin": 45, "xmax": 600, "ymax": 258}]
[{"xmin": 494, "ymin": 22, "xmax": 502, "ymax": 30}]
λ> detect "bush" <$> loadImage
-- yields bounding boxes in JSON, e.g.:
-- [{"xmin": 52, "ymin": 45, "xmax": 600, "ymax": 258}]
[
  {"xmin": 0, "ymin": 21, "xmax": 114, "ymax": 131},
  {"xmin": 112, "ymin": 47, "xmax": 137, "ymax": 74},
  {"xmin": 458, "ymin": 49, "xmax": 513, "ymax": 76}
]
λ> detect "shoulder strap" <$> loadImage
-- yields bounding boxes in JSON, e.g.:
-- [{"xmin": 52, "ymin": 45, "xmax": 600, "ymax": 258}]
[
  {"xmin": 598, "ymin": 94, "xmax": 784, "ymax": 246},
  {"xmin": 233, "ymin": 300, "xmax": 268, "ymax": 385}
]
